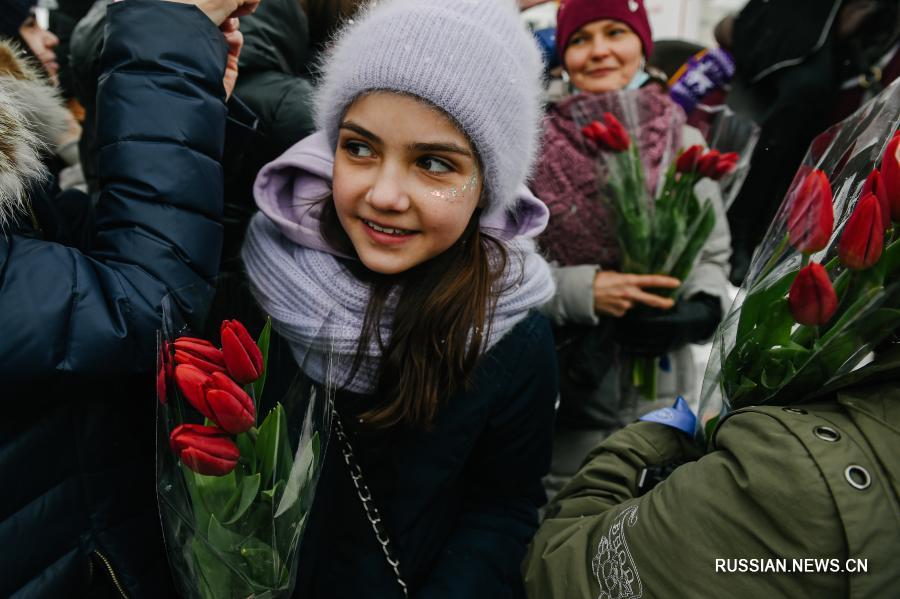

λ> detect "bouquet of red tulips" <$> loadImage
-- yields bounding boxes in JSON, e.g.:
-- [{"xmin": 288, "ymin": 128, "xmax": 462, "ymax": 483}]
[
  {"xmin": 570, "ymin": 92, "xmax": 757, "ymax": 399},
  {"xmin": 698, "ymin": 78, "xmax": 900, "ymax": 439},
  {"xmin": 156, "ymin": 300, "xmax": 330, "ymax": 599}
]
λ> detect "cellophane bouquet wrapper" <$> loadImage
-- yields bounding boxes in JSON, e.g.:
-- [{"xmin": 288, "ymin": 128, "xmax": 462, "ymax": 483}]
[
  {"xmin": 155, "ymin": 292, "xmax": 334, "ymax": 599},
  {"xmin": 698, "ymin": 78, "xmax": 900, "ymax": 442}
]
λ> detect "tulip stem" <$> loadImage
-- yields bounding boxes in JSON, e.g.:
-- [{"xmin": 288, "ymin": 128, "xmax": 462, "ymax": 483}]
[
  {"xmin": 754, "ymin": 234, "xmax": 789, "ymax": 290},
  {"xmin": 247, "ymin": 426, "xmax": 259, "ymax": 443}
]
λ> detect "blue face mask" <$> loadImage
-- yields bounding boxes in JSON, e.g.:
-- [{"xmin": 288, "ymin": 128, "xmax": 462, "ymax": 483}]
[{"xmin": 626, "ymin": 69, "xmax": 650, "ymax": 90}]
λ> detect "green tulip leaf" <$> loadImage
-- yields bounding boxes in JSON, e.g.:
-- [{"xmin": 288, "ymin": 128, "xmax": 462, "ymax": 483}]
[
  {"xmin": 275, "ymin": 410, "xmax": 295, "ymax": 484},
  {"xmin": 253, "ymin": 317, "xmax": 273, "ymax": 404},
  {"xmin": 192, "ymin": 535, "xmax": 234, "ymax": 599},
  {"xmin": 262, "ymin": 480, "xmax": 285, "ymax": 504},
  {"xmin": 179, "ymin": 464, "xmax": 211, "ymax": 533},
  {"xmin": 235, "ymin": 432, "xmax": 257, "ymax": 475},
  {"xmin": 703, "ymin": 415, "xmax": 721, "ymax": 443},
  {"xmin": 819, "ymin": 287, "xmax": 883, "ymax": 346},
  {"xmin": 667, "ymin": 200, "xmax": 716, "ymax": 283},
  {"xmin": 207, "ymin": 512, "xmax": 244, "ymax": 550},
  {"xmin": 737, "ymin": 267, "xmax": 795, "ymax": 342},
  {"xmin": 881, "ymin": 235, "xmax": 900, "ymax": 276},
  {"xmin": 256, "ymin": 403, "xmax": 290, "ymax": 487},
  {"xmin": 223, "ymin": 473, "xmax": 261, "ymax": 525},
  {"xmin": 194, "ymin": 471, "xmax": 237, "ymax": 523},
  {"xmin": 238, "ymin": 536, "xmax": 282, "ymax": 587},
  {"xmin": 275, "ymin": 432, "xmax": 320, "ymax": 518}
]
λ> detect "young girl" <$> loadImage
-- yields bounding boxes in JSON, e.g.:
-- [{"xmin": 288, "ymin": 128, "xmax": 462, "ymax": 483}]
[{"xmin": 241, "ymin": 0, "xmax": 557, "ymax": 596}]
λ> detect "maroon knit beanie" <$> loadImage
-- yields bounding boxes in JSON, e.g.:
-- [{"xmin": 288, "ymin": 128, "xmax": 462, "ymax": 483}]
[{"xmin": 556, "ymin": 0, "xmax": 653, "ymax": 62}]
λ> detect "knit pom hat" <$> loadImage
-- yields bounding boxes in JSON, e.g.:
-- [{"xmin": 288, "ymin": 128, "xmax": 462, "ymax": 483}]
[
  {"xmin": 314, "ymin": 0, "xmax": 545, "ymax": 218},
  {"xmin": 556, "ymin": 0, "xmax": 653, "ymax": 62}
]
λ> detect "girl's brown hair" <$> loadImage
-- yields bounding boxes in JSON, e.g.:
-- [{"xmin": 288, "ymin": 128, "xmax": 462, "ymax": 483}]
[{"xmin": 319, "ymin": 197, "xmax": 511, "ymax": 430}]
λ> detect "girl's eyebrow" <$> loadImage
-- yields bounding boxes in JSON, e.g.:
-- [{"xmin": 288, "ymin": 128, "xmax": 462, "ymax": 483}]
[
  {"xmin": 407, "ymin": 142, "xmax": 473, "ymax": 158},
  {"xmin": 340, "ymin": 121, "xmax": 472, "ymax": 159},
  {"xmin": 340, "ymin": 121, "xmax": 382, "ymax": 144}
]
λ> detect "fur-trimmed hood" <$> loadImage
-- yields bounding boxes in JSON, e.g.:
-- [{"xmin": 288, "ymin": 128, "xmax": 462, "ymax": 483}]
[{"xmin": 0, "ymin": 38, "xmax": 70, "ymax": 229}]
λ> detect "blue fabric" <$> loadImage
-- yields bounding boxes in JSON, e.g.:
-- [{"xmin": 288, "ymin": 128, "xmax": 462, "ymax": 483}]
[
  {"xmin": 639, "ymin": 396, "xmax": 697, "ymax": 435},
  {"xmin": 292, "ymin": 312, "xmax": 559, "ymax": 598},
  {"xmin": 0, "ymin": 2, "xmax": 227, "ymax": 597},
  {"xmin": 626, "ymin": 68, "xmax": 651, "ymax": 90}
]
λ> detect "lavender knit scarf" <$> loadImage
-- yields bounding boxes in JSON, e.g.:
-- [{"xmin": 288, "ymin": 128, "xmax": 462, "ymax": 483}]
[
  {"xmin": 242, "ymin": 133, "xmax": 555, "ymax": 393},
  {"xmin": 532, "ymin": 86, "xmax": 685, "ymax": 268}
]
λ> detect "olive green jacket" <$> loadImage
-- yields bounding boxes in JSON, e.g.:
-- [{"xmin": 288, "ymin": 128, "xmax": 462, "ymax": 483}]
[{"xmin": 523, "ymin": 353, "xmax": 900, "ymax": 598}]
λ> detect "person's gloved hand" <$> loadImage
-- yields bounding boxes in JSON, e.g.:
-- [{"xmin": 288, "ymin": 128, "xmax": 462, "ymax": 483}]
[{"xmin": 614, "ymin": 292, "xmax": 722, "ymax": 356}]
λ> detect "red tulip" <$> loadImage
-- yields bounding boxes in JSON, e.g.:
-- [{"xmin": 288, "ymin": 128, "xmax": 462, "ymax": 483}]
[
  {"xmin": 838, "ymin": 192, "xmax": 884, "ymax": 270},
  {"xmin": 581, "ymin": 121, "xmax": 605, "ymax": 141},
  {"xmin": 221, "ymin": 320, "xmax": 264, "ymax": 384},
  {"xmin": 697, "ymin": 149, "xmax": 721, "ymax": 178},
  {"xmin": 175, "ymin": 365, "xmax": 256, "ymax": 433},
  {"xmin": 712, "ymin": 152, "xmax": 739, "ymax": 179},
  {"xmin": 170, "ymin": 424, "xmax": 239, "ymax": 476},
  {"xmin": 173, "ymin": 337, "xmax": 226, "ymax": 375},
  {"xmin": 582, "ymin": 113, "xmax": 630, "ymax": 152},
  {"xmin": 880, "ymin": 132, "xmax": 900, "ymax": 221},
  {"xmin": 860, "ymin": 170, "xmax": 891, "ymax": 231},
  {"xmin": 786, "ymin": 169, "xmax": 834, "ymax": 254},
  {"xmin": 675, "ymin": 145, "xmax": 704, "ymax": 174},
  {"xmin": 601, "ymin": 112, "xmax": 630, "ymax": 151},
  {"xmin": 788, "ymin": 263, "xmax": 838, "ymax": 326}
]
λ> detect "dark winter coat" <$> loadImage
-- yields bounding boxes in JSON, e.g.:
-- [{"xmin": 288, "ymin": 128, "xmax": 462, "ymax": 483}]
[
  {"xmin": 69, "ymin": 0, "xmax": 258, "ymax": 272},
  {"xmin": 236, "ymin": 0, "xmax": 317, "ymax": 165},
  {"xmin": 293, "ymin": 312, "xmax": 559, "ymax": 598},
  {"xmin": 0, "ymin": 2, "xmax": 228, "ymax": 596}
]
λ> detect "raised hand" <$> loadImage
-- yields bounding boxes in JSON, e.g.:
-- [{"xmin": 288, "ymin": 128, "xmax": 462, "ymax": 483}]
[
  {"xmin": 220, "ymin": 17, "xmax": 243, "ymax": 100},
  {"xmin": 172, "ymin": 0, "xmax": 260, "ymax": 26}
]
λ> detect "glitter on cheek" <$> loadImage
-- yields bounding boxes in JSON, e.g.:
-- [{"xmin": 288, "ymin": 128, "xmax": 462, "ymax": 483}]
[{"xmin": 429, "ymin": 168, "xmax": 479, "ymax": 203}]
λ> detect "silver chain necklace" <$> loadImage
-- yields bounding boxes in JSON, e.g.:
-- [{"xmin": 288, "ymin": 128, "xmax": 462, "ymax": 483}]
[{"xmin": 332, "ymin": 406, "xmax": 409, "ymax": 597}]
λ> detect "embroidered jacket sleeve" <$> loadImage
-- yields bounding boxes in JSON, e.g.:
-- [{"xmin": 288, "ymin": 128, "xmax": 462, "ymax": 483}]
[
  {"xmin": 522, "ymin": 417, "xmax": 846, "ymax": 598},
  {"xmin": 417, "ymin": 314, "xmax": 559, "ymax": 599}
]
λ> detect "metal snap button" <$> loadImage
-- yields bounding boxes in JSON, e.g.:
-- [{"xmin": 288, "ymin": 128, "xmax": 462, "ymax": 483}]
[
  {"xmin": 844, "ymin": 466, "xmax": 871, "ymax": 490},
  {"xmin": 783, "ymin": 407, "xmax": 807, "ymax": 415},
  {"xmin": 813, "ymin": 426, "xmax": 841, "ymax": 442}
]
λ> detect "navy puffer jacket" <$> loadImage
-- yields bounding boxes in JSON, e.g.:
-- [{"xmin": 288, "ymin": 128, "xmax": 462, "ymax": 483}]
[{"xmin": 0, "ymin": 2, "xmax": 227, "ymax": 596}]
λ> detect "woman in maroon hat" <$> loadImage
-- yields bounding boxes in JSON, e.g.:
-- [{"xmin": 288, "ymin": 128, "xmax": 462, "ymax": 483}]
[{"xmin": 532, "ymin": 0, "xmax": 732, "ymax": 496}]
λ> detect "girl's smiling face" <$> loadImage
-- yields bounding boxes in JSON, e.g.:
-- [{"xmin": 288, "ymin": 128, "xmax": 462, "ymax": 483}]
[
  {"xmin": 564, "ymin": 19, "xmax": 643, "ymax": 93},
  {"xmin": 333, "ymin": 92, "xmax": 483, "ymax": 275}
]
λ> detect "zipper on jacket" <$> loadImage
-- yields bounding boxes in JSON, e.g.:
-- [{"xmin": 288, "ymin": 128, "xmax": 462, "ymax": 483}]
[{"xmin": 92, "ymin": 550, "xmax": 129, "ymax": 599}]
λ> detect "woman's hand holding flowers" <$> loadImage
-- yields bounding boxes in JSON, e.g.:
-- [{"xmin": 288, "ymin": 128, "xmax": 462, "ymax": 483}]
[{"xmin": 593, "ymin": 271, "xmax": 680, "ymax": 317}]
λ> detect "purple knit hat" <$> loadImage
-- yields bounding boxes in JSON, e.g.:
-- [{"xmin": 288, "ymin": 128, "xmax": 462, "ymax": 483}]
[
  {"xmin": 1, "ymin": 0, "xmax": 35, "ymax": 38},
  {"xmin": 314, "ymin": 0, "xmax": 545, "ymax": 221},
  {"xmin": 556, "ymin": 0, "xmax": 653, "ymax": 61}
]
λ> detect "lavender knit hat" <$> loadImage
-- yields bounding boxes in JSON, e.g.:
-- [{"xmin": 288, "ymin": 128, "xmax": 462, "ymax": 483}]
[{"xmin": 314, "ymin": 0, "xmax": 545, "ymax": 217}]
